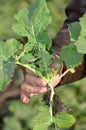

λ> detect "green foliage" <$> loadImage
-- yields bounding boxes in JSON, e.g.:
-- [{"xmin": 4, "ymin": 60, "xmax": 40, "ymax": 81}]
[
  {"xmin": 0, "ymin": 38, "xmax": 22, "ymax": 90},
  {"xmin": 13, "ymin": 0, "xmax": 52, "ymax": 42},
  {"xmin": 36, "ymin": 50, "xmax": 53, "ymax": 80},
  {"xmin": 13, "ymin": 0, "xmax": 55, "ymax": 82},
  {"xmin": 80, "ymin": 14, "xmax": 86, "ymax": 37},
  {"xmin": 55, "ymin": 112, "xmax": 76, "ymax": 128},
  {"xmin": 32, "ymin": 108, "xmax": 76, "ymax": 129},
  {"xmin": 55, "ymin": 76, "xmax": 86, "ymax": 128},
  {"xmin": 0, "ymin": 0, "xmax": 86, "ymax": 130},
  {"xmin": 69, "ymin": 14, "xmax": 86, "ymax": 54},
  {"xmin": 69, "ymin": 22, "xmax": 81, "ymax": 41},
  {"xmin": 2, "ymin": 98, "xmax": 40, "ymax": 130},
  {"xmin": 0, "ymin": 0, "xmax": 29, "ymax": 40},
  {"xmin": 0, "ymin": 58, "xmax": 15, "ymax": 90},
  {"xmin": 75, "ymin": 36, "xmax": 86, "ymax": 54},
  {"xmin": 60, "ymin": 13, "xmax": 86, "ymax": 69},
  {"xmin": 0, "ymin": 0, "xmax": 67, "ymax": 40},
  {"xmin": 0, "ymin": 0, "xmax": 54, "ymax": 89},
  {"xmin": 32, "ymin": 112, "xmax": 51, "ymax": 130},
  {"xmin": 60, "ymin": 43, "xmax": 83, "ymax": 68},
  {"xmin": 0, "ymin": 39, "xmax": 21, "ymax": 61},
  {"xmin": 3, "ymin": 117, "xmax": 22, "ymax": 130}
]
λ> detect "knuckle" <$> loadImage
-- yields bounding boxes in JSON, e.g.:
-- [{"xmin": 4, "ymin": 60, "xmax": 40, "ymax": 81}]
[
  {"xmin": 21, "ymin": 82, "xmax": 26, "ymax": 90},
  {"xmin": 25, "ymin": 74, "xmax": 30, "ymax": 81},
  {"xmin": 40, "ymin": 79, "xmax": 47, "ymax": 87},
  {"xmin": 21, "ymin": 82, "xmax": 29, "ymax": 92}
]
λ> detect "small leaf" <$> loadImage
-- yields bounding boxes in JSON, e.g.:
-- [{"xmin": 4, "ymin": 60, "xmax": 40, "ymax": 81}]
[
  {"xmin": 3, "ymin": 117, "xmax": 22, "ymax": 130},
  {"xmin": 39, "ymin": 106, "xmax": 49, "ymax": 112},
  {"xmin": 55, "ymin": 112, "xmax": 76, "ymax": 128},
  {"xmin": 24, "ymin": 43, "xmax": 34, "ymax": 53},
  {"xmin": 80, "ymin": 14, "xmax": 86, "ymax": 37},
  {"xmin": 20, "ymin": 53, "xmax": 37, "ymax": 64},
  {"xmin": 0, "ymin": 42, "xmax": 7, "ymax": 61},
  {"xmin": 60, "ymin": 43, "xmax": 83, "ymax": 68},
  {"xmin": 69, "ymin": 22, "xmax": 81, "ymax": 41},
  {"xmin": 37, "ymin": 50, "xmax": 53, "ymax": 79},
  {"xmin": 5, "ymin": 38, "xmax": 22, "ymax": 58},
  {"xmin": 33, "ymin": 123, "xmax": 49, "ymax": 130},
  {"xmin": 0, "ymin": 38, "xmax": 21, "ymax": 90},
  {"xmin": 37, "ymin": 32, "xmax": 52, "ymax": 51},
  {"xmin": 32, "ymin": 112, "xmax": 51, "ymax": 130},
  {"xmin": 0, "ymin": 39, "xmax": 21, "ymax": 62},
  {"xmin": 13, "ymin": 0, "xmax": 52, "ymax": 43},
  {"xmin": 0, "ymin": 58, "xmax": 16, "ymax": 90},
  {"xmin": 74, "ymin": 36, "xmax": 86, "ymax": 54}
]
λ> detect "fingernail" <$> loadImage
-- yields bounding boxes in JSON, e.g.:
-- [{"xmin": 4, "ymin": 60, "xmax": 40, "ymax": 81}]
[{"xmin": 21, "ymin": 95, "xmax": 29, "ymax": 104}]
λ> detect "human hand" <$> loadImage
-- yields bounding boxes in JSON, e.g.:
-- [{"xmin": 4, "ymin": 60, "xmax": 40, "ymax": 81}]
[
  {"xmin": 20, "ymin": 68, "xmax": 61, "ymax": 104},
  {"xmin": 20, "ymin": 45, "xmax": 62, "ymax": 104}
]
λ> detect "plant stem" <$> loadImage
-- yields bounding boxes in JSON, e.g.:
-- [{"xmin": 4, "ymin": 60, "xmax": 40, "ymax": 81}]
[
  {"xmin": 47, "ymin": 68, "xmax": 75, "ymax": 127},
  {"xmin": 48, "ymin": 82, "xmax": 55, "ymax": 122},
  {"xmin": 55, "ymin": 123, "xmax": 58, "ymax": 130},
  {"xmin": 59, "ymin": 69, "xmax": 71, "ymax": 79},
  {"xmin": 16, "ymin": 49, "xmax": 26, "ymax": 61}
]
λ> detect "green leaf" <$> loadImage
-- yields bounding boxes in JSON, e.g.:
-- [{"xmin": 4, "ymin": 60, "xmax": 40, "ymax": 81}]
[
  {"xmin": 9, "ymin": 101, "xmax": 36, "ymax": 120},
  {"xmin": 0, "ymin": 41, "xmax": 7, "ymax": 61},
  {"xmin": 55, "ymin": 112, "xmax": 76, "ymax": 129},
  {"xmin": 3, "ymin": 117, "xmax": 22, "ymax": 130},
  {"xmin": 69, "ymin": 22, "xmax": 81, "ymax": 41},
  {"xmin": 20, "ymin": 53, "xmax": 37, "ymax": 64},
  {"xmin": 0, "ymin": 38, "xmax": 22, "ymax": 62},
  {"xmin": 24, "ymin": 43, "xmax": 34, "ymax": 53},
  {"xmin": 73, "ymin": 14, "xmax": 86, "ymax": 54},
  {"xmin": 5, "ymin": 38, "xmax": 22, "ymax": 58},
  {"xmin": 68, "ymin": 14, "xmax": 86, "ymax": 55},
  {"xmin": 39, "ymin": 106, "xmax": 49, "ymax": 112},
  {"xmin": 0, "ymin": 58, "xmax": 16, "ymax": 90},
  {"xmin": 33, "ymin": 123, "xmax": 49, "ymax": 130},
  {"xmin": 74, "ymin": 36, "xmax": 86, "ymax": 54},
  {"xmin": 12, "ymin": 0, "xmax": 54, "ymax": 82},
  {"xmin": 37, "ymin": 50, "xmax": 53, "ymax": 79},
  {"xmin": 60, "ymin": 43, "xmax": 83, "ymax": 68},
  {"xmin": 0, "ymin": 38, "xmax": 21, "ymax": 90},
  {"xmin": 13, "ymin": 0, "xmax": 52, "ymax": 43},
  {"xmin": 80, "ymin": 14, "xmax": 86, "ymax": 37},
  {"xmin": 32, "ymin": 112, "xmax": 51, "ymax": 130},
  {"xmin": 37, "ymin": 32, "xmax": 52, "ymax": 51}
]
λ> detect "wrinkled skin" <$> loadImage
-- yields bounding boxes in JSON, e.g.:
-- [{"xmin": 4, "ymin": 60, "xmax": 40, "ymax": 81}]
[{"xmin": 20, "ymin": 46, "xmax": 61, "ymax": 104}]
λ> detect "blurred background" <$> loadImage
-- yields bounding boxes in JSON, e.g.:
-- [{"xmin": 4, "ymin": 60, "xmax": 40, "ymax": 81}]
[{"xmin": 0, "ymin": 0, "xmax": 86, "ymax": 130}]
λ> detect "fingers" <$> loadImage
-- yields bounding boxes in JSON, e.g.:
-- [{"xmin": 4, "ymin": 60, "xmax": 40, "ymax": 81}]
[
  {"xmin": 21, "ymin": 82, "xmax": 47, "ymax": 104},
  {"xmin": 21, "ymin": 82, "xmax": 47, "ymax": 94},
  {"xmin": 20, "ymin": 74, "xmax": 61, "ymax": 104},
  {"xmin": 20, "ymin": 71, "xmax": 47, "ymax": 104},
  {"xmin": 25, "ymin": 73, "xmax": 47, "ymax": 87},
  {"xmin": 21, "ymin": 90, "xmax": 35, "ymax": 104},
  {"xmin": 21, "ymin": 94, "xmax": 30, "ymax": 104},
  {"xmin": 21, "ymin": 67, "xmax": 61, "ymax": 104}
]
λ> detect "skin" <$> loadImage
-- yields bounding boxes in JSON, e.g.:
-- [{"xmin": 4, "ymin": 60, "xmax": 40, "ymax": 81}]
[{"xmin": 20, "ymin": 45, "xmax": 61, "ymax": 104}]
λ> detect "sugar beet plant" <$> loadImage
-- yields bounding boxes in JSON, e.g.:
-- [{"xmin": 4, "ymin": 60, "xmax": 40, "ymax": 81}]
[{"xmin": 0, "ymin": 0, "xmax": 86, "ymax": 129}]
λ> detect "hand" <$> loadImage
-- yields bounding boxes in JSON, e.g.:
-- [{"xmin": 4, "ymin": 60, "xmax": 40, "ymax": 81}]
[
  {"xmin": 20, "ymin": 43, "xmax": 62, "ymax": 104},
  {"xmin": 20, "ymin": 68, "xmax": 61, "ymax": 104}
]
